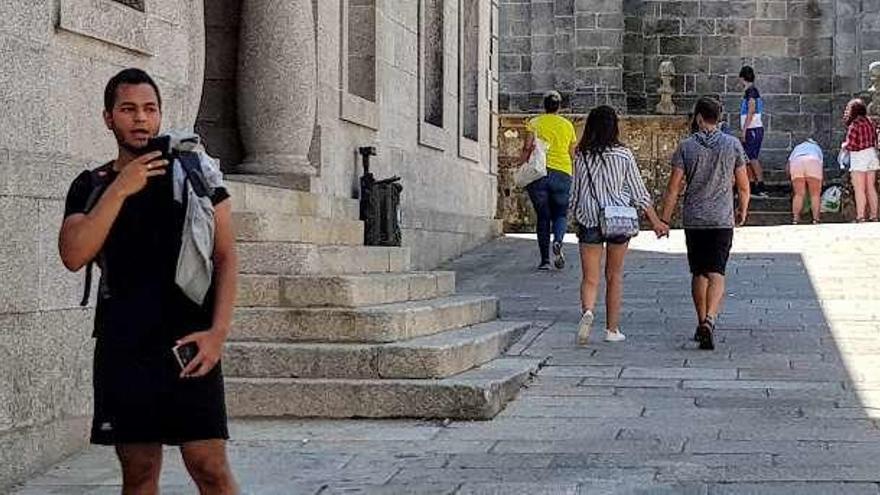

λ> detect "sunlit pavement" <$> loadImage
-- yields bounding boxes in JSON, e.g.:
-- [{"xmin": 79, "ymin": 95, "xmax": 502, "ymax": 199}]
[{"xmin": 15, "ymin": 224, "xmax": 880, "ymax": 494}]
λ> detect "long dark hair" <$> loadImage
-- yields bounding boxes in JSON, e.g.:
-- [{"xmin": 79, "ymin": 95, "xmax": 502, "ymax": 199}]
[
  {"xmin": 844, "ymin": 98, "xmax": 867, "ymax": 126},
  {"xmin": 577, "ymin": 106, "xmax": 621, "ymax": 159}
]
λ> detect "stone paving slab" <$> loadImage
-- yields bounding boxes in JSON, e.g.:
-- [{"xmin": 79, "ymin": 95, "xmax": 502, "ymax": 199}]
[{"xmin": 14, "ymin": 225, "xmax": 880, "ymax": 493}]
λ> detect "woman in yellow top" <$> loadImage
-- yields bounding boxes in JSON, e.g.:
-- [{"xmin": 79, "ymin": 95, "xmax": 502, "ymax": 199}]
[{"xmin": 520, "ymin": 91, "xmax": 578, "ymax": 270}]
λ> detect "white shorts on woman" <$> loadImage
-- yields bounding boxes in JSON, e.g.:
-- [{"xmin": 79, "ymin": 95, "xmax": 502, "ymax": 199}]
[{"xmin": 850, "ymin": 147, "xmax": 880, "ymax": 172}]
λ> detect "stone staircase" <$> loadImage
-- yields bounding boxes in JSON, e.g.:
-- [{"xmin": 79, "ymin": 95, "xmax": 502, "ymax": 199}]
[
  {"xmin": 222, "ymin": 179, "xmax": 539, "ymax": 419},
  {"xmin": 743, "ymin": 168, "xmax": 848, "ymax": 226}
]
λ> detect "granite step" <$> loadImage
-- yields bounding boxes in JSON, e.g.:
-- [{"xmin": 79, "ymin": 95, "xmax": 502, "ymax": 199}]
[
  {"xmin": 238, "ymin": 243, "xmax": 411, "ymax": 275},
  {"xmin": 233, "ymin": 211, "xmax": 363, "ymax": 245},
  {"xmin": 745, "ymin": 210, "xmax": 847, "ymax": 226},
  {"xmin": 231, "ymin": 295, "xmax": 499, "ymax": 343},
  {"xmin": 225, "ymin": 357, "xmax": 542, "ymax": 419},
  {"xmin": 227, "ymin": 179, "xmax": 360, "ymax": 220},
  {"xmin": 237, "ymin": 272, "xmax": 456, "ymax": 308},
  {"xmin": 224, "ymin": 320, "xmax": 530, "ymax": 379}
]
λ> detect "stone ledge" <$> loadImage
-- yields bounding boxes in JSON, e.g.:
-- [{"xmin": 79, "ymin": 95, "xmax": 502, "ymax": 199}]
[
  {"xmin": 58, "ymin": 0, "xmax": 152, "ymax": 55},
  {"xmin": 226, "ymin": 357, "xmax": 542, "ymax": 419}
]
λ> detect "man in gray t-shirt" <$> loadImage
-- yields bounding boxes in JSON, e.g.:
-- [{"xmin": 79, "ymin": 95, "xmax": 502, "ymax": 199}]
[
  {"xmin": 673, "ymin": 128, "xmax": 748, "ymax": 228},
  {"xmin": 660, "ymin": 97, "xmax": 751, "ymax": 351}
]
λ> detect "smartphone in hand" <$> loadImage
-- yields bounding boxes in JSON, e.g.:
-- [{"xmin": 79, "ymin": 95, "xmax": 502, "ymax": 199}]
[{"xmin": 172, "ymin": 342, "xmax": 199, "ymax": 371}]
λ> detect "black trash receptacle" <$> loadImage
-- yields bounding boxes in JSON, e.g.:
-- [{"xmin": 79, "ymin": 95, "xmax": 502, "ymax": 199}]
[
  {"xmin": 360, "ymin": 175, "xmax": 402, "ymax": 246},
  {"xmin": 358, "ymin": 147, "xmax": 403, "ymax": 246}
]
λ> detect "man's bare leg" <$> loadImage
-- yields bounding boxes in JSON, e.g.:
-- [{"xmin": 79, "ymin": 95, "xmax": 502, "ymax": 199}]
[
  {"xmin": 116, "ymin": 444, "xmax": 163, "ymax": 495},
  {"xmin": 181, "ymin": 440, "xmax": 238, "ymax": 495},
  {"xmin": 691, "ymin": 274, "xmax": 709, "ymax": 324}
]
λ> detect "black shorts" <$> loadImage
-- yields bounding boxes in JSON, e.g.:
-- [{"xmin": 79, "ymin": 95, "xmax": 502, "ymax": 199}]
[
  {"xmin": 91, "ymin": 341, "xmax": 229, "ymax": 445},
  {"xmin": 577, "ymin": 225, "xmax": 630, "ymax": 245},
  {"xmin": 684, "ymin": 228, "xmax": 734, "ymax": 276}
]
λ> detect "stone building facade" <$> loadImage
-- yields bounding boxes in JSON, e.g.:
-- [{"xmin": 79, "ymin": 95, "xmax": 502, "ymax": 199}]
[
  {"xmin": 500, "ymin": 0, "xmax": 880, "ymax": 169},
  {"xmin": 0, "ymin": 0, "xmax": 500, "ymax": 488}
]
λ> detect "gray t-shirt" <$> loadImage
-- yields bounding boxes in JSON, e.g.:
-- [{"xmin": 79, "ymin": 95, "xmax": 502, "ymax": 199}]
[{"xmin": 671, "ymin": 131, "xmax": 747, "ymax": 229}]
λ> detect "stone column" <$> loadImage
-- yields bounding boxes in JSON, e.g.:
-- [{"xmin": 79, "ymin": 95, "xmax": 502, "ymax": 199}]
[{"xmin": 238, "ymin": 0, "xmax": 317, "ymax": 178}]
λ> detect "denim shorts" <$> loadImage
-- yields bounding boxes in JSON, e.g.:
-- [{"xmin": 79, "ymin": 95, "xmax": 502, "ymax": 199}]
[{"xmin": 577, "ymin": 225, "xmax": 630, "ymax": 245}]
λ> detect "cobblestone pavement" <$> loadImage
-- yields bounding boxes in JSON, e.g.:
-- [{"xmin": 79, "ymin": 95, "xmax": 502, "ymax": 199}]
[{"xmin": 15, "ymin": 225, "xmax": 880, "ymax": 494}]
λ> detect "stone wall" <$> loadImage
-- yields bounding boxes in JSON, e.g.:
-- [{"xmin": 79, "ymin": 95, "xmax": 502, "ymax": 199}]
[
  {"xmin": 0, "ymin": 0, "xmax": 205, "ymax": 490},
  {"xmin": 500, "ymin": 0, "xmax": 879, "ymax": 171},
  {"xmin": 195, "ymin": 0, "xmax": 243, "ymax": 168},
  {"xmin": 497, "ymin": 114, "xmax": 688, "ymax": 231},
  {"xmin": 499, "ymin": 0, "xmax": 627, "ymax": 114},
  {"xmin": 312, "ymin": 0, "xmax": 502, "ymax": 270},
  {"xmin": 197, "ymin": 0, "xmax": 502, "ymax": 270}
]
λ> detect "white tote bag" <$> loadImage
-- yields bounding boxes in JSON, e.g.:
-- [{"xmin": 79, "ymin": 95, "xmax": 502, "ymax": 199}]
[{"xmin": 514, "ymin": 138, "xmax": 548, "ymax": 188}]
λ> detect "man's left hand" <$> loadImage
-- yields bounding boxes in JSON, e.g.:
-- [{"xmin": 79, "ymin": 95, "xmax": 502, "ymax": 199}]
[{"xmin": 178, "ymin": 329, "xmax": 226, "ymax": 378}]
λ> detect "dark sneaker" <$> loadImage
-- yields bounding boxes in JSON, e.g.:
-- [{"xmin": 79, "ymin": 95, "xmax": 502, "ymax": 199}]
[
  {"xmin": 537, "ymin": 261, "xmax": 551, "ymax": 271},
  {"xmin": 693, "ymin": 325, "xmax": 701, "ymax": 342},
  {"xmin": 552, "ymin": 242, "xmax": 565, "ymax": 269},
  {"xmin": 696, "ymin": 318, "xmax": 715, "ymax": 350}
]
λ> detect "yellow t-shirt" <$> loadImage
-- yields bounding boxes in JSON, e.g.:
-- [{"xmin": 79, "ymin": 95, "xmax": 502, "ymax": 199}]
[{"xmin": 526, "ymin": 114, "xmax": 578, "ymax": 176}]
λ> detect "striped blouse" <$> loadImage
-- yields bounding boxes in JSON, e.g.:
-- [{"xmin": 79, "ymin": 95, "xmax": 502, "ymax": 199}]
[{"xmin": 568, "ymin": 146, "xmax": 653, "ymax": 228}]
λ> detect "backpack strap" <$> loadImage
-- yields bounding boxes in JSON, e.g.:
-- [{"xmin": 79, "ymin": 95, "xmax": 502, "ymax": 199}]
[
  {"xmin": 177, "ymin": 151, "xmax": 213, "ymax": 198},
  {"xmin": 80, "ymin": 165, "xmax": 113, "ymax": 307}
]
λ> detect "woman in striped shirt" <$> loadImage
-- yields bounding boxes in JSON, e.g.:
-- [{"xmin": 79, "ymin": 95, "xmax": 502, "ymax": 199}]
[{"xmin": 569, "ymin": 106, "xmax": 668, "ymax": 345}]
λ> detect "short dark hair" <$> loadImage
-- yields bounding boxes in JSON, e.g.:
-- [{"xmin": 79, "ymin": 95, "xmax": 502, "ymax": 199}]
[
  {"xmin": 739, "ymin": 66, "xmax": 755, "ymax": 83},
  {"xmin": 693, "ymin": 97, "xmax": 722, "ymax": 125},
  {"xmin": 544, "ymin": 92, "xmax": 562, "ymax": 113},
  {"xmin": 104, "ymin": 68, "xmax": 162, "ymax": 113},
  {"xmin": 578, "ymin": 105, "xmax": 621, "ymax": 157}
]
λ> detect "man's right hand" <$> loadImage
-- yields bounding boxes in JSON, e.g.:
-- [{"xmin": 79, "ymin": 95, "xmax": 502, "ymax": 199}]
[{"xmin": 110, "ymin": 151, "xmax": 168, "ymax": 198}]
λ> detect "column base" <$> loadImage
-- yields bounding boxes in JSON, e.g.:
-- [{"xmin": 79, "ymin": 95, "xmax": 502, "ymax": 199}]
[{"xmin": 226, "ymin": 173, "xmax": 314, "ymax": 192}]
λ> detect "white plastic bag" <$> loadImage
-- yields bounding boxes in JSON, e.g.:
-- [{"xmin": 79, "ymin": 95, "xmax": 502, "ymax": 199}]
[
  {"xmin": 820, "ymin": 185, "xmax": 842, "ymax": 213},
  {"xmin": 514, "ymin": 138, "xmax": 548, "ymax": 188},
  {"xmin": 838, "ymin": 148, "xmax": 851, "ymax": 171}
]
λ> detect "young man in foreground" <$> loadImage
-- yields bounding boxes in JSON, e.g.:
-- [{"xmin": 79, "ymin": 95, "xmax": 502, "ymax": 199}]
[{"xmin": 59, "ymin": 68, "xmax": 238, "ymax": 494}]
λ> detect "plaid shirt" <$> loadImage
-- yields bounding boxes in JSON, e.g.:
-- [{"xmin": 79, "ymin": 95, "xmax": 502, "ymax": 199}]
[{"xmin": 846, "ymin": 116, "xmax": 877, "ymax": 152}]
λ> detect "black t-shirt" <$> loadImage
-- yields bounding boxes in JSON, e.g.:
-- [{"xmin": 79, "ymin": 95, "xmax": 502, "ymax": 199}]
[{"xmin": 64, "ymin": 162, "xmax": 230, "ymax": 349}]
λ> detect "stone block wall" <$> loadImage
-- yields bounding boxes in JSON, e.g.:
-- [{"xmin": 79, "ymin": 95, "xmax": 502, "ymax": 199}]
[
  {"xmin": 501, "ymin": 0, "xmax": 880, "ymax": 171},
  {"xmin": 313, "ymin": 0, "xmax": 502, "ymax": 270},
  {"xmin": 499, "ymin": 0, "xmax": 627, "ymax": 114},
  {"xmin": 637, "ymin": 0, "xmax": 837, "ymax": 169},
  {"xmin": 0, "ymin": 1, "xmax": 204, "ymax": 490},
  {"xmin": 497, "ymin": 114, "xmax": 688, "ymax": 231}
]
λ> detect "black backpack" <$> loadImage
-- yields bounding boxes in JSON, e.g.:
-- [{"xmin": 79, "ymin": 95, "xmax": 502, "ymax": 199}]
[{"xmin": 78, "ymin": 152, "xmax": 212, "ymax": 306}]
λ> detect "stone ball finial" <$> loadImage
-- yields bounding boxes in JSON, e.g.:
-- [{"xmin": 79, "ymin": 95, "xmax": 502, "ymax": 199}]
[
  {"xmin": 659, "ymin": 60, "xmax": 675, "ymax": 77},
  {"xmin": 870, "ymin": 61, "xmax": 880, "ymax": 79}
]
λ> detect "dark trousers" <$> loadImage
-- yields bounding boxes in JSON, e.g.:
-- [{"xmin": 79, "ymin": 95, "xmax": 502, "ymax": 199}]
[{"xmin": 527, "ymin": 170, "xmax": 572, "ymax": 262}]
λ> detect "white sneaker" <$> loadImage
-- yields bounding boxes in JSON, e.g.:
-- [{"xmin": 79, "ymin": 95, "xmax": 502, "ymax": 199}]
[
  {"xmin": 604, "ymin": 329, "xmax": 626, "ymax": 342},
  {"xmin": 576, "ymin": 310, "xmax": 594, "ymax": 346}
]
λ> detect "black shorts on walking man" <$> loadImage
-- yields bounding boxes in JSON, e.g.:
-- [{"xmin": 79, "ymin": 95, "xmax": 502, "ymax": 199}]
[
  {"xmin": 58, "ymin": 68, "xmax": 239, "ymax": 494},
  {"xmin": 660, "ymin": 97, "xmax": 751, "ymax": 351}
]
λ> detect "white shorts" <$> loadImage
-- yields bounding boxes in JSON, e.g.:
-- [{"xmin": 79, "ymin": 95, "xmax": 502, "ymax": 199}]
[
  {"xmin": 789, "ymin": 156, "xmax": 823, "ymax": 180},
  {"xmin": 850, "ymin": 147, "xmax": 880, "ymax": 172}
]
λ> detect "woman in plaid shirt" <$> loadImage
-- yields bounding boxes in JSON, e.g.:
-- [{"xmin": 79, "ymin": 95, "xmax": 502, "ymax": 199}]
[{"xmin": 842, "ymin": 98, "xmax": 879, "ymax": 222}]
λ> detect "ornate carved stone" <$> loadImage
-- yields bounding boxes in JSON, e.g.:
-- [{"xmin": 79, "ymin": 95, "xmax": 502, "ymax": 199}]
[
  {"xmin": 237, "ymin": 0, "xmax": 317, "ymax": 180},
  {"xmin": 868, "ymin": 61, "xmax": 880, "ymax": 117},
  {"xmin": 656, "ymin": 60, "xmax": 676, "ymax": 115}
]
